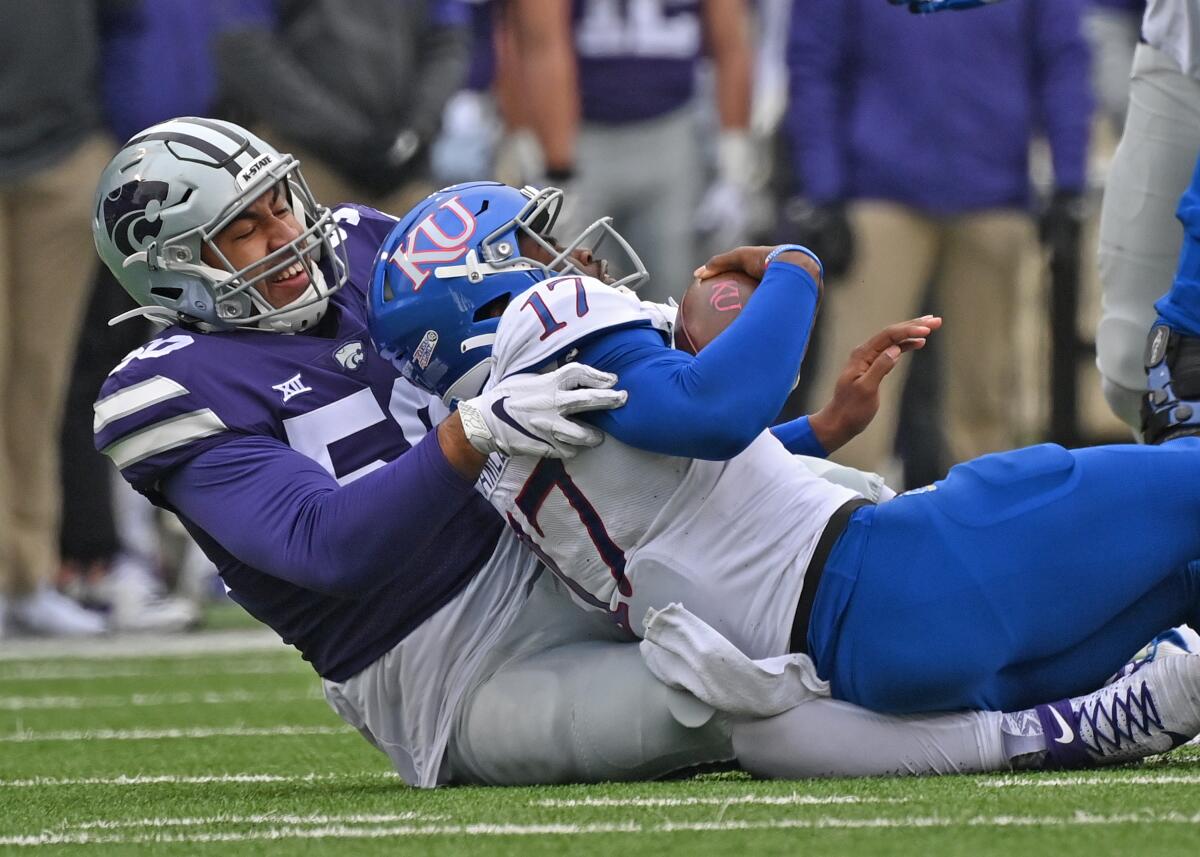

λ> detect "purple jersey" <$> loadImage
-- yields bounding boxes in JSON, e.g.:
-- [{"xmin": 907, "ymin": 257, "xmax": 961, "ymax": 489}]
[
  {"xmin": 573, "ymin": 0, "xmax": 703, "ymax": 123},
  {"xmin": 94, "ymin": 204, "xmax": 504, "ymax": 680}
]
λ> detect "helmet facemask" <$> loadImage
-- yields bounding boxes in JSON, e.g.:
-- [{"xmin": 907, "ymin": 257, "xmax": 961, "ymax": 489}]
[
  {"xmin": 171, "ymin": 158, "xmax": 346, "ymax": 333},
  {"xmin": 476, "ymin": 186, "xmax": 650, "ymax": 292}
]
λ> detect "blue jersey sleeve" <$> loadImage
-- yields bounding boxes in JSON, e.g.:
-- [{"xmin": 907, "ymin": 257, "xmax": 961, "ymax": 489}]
[
  {"xmin": 160, "ymin": 430, "xmax": 481, "ymax": 597},
  {"xmin": 770, "ymin": 415, "xmax": 829, "ymax": 458},
  {"xmin": 573, "ymin": 260, "xmax": 820, "ymax": 460}
]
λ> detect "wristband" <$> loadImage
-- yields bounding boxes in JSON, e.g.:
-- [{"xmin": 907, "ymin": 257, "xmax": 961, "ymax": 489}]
[{"xmin": 765, "ymin": 243, "xmax": 824, "ymax": 279}]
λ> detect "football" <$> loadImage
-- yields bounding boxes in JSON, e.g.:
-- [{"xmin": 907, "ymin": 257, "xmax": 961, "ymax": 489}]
[{"xmin": 675, "ymin": 270, "xmax": 759, "ymax": 355}]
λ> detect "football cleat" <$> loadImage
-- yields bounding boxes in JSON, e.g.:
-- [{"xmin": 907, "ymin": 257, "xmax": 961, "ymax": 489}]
[
  {"xmin": 1141, "ymin": 325, "xmax": 1200, "ymax": 444},
  {"xmin": 1035, "ymin": 653, "xmax": 1200, "ymax": 769},
  {"xmin": 1107, "ymin": 625, "xmax": 1200, "ymax": 685}
]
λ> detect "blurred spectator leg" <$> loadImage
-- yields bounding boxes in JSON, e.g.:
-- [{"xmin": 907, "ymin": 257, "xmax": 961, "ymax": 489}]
[
  {"xmin": 3, "ymin": 134, "xmax": 112, "ymax": 636},
  {"xmin": 895, "ymin": 285, "xmax": 946, "ymax": 488},
  {"xmin": 938, "ymin": 212, "xmax": 1032, "ymax": 464},
  {"xmin": 1096, "ymin": 44, "xmax": 1200, "ymax": 431},
  {"xmin": 59, "ymin": 268, "xmax": 142, "ymax": 585},
  {"xmin": 575, "ymin": 107, "xmax": 702, "ymax": 304},
  {"xmin": 810, "ymin": 202, "xmax": 939, "ymax": 482}
]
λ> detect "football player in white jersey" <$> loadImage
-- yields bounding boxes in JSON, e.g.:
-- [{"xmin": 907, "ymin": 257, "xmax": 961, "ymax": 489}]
[{"xmin": 371, "ymin": 182, "xmax": 1200, "ymax": 776}]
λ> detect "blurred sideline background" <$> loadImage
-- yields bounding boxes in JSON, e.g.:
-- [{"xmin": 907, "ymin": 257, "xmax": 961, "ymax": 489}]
[{"xmin": 0, "ymin": 0, "xmax": 1142, "ymax": 638}]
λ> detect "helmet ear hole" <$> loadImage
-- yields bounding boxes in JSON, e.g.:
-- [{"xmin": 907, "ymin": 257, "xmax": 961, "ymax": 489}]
[
  {"xmin": 473, "ymin": 293, "xmax": 511, "ymax": 322},
  {"xmin": 151, "ymin": 286, "xmax": 184, "ymax": 301}
]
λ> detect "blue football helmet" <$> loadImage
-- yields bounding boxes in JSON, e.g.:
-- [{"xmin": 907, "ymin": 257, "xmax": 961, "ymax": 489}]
[{"xmin": 368, "ymin": 182, "xmax": 647, "ymax": 404}]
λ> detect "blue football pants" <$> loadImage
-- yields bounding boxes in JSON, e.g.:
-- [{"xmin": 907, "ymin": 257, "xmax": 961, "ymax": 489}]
[{"xmin": 809, "ymin": 438, "xmax": 1200, "ymax": 713}]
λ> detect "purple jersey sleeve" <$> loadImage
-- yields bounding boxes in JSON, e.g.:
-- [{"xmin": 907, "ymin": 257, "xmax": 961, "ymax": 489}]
[{"xmin": 161, "ymin": 431, "xmax": 479, "ymax": 596}]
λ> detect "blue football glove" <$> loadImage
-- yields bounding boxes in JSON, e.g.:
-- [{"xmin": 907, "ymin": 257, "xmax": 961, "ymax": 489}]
[{"xmin": 888, "ymin": 0, "xmax": 998, "ymax": 12}]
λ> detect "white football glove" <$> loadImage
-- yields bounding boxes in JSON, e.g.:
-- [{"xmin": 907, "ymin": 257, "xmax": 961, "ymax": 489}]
[
  {"xmin": 457, "ymin": 363, "xmax": 628, "ymax": 459},
  {"xmin": 694, "ymin": 130, "xmax": 755, "ymax": 245}
]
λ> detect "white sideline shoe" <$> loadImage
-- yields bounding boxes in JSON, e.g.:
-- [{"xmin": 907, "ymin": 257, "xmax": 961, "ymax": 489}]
[
  {"xmin": 89, "ymin": 556, "xmax": 200, "ymax": 633},
  {"xmin": 9, "ymin": 586, "xmax": 107, "ymax": 637},
  {"xmin": 1035, "ymin": 652, "xmax": 1200, "ymax": 768}
]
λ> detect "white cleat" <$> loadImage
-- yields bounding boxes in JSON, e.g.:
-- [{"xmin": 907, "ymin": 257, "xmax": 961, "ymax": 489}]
[
  {"xmin": 89, "ymin": 558, "xmax": 200, "ymax": 633},
  {"xmin": 1036, "ymin": 652, "xmax": 1200, "ymax": 769},
  {"xmin": 9, "ymin": 586, "xmax": 107, "ymax": 637},
  {"xmin": 1107, "ymin": 625, "xmax": 1200, "ymax": 685}
]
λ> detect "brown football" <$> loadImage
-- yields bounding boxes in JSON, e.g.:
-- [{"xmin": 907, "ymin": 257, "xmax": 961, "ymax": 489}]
[{"xmin": 675, "ymin": 270, "xmax": 759, "ymax": 355}]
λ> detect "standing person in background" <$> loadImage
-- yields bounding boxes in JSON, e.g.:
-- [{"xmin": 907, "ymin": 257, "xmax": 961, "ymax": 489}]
[
  {"xmin": 216, "ymin": 0, "xmax": 471, "ymax": 216},
  {"xmin": 0, "ymin": 0, "xmax": 114, "ymax": 636},
  {"xmin": 787, "ymin": 0, "xmax": 1092, "ymax": 481},
  {"xmin": 504, "ymin": 0, "xmax": 754, "ymax": 303}
]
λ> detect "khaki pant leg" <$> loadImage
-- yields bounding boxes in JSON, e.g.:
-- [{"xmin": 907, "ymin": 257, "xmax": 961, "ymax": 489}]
[
  {"xmin": 937, "ymin": 211, "xmax": 1034, "ymax": 465},
  {"xmin": 811, "ymin": 202, "xmax": 940, "ymax": 473},
  {"xmin": 4, "ymin": 134, "xmax": 113, "ymax": 595}
]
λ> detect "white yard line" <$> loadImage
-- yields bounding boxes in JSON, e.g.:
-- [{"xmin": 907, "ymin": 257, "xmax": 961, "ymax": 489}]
[
  {"xmin": 0, "ymin": 689, "xmax": 321, "ymax": 711},
  {"xmin": 978, "ymin": 773, "xmax": 1200, "ymax": 787},
  {"xmin": 0, "ymin": 660, "xmax": 304, "ymax": 682},
  {"xmin": 71, "ymin": 813, "xmax": 446, "ymax": 829},
  {"xmin": 0, "ymin": 629, "xmax": 287, "ymax": 661},
  {"xmin": 4, "ymin": 811, "xmax": 1200, "ymax": 846},
  {"xmin": 0, "ymin": 772, "xmax": 396, "ymax": 788},
  {"xmin": 534, "ymin": 795, "xmax": 906, "ymax": 808},
  {"xmin": 0, "ymin": 725, "xmax": 352, "ymax": 743}
]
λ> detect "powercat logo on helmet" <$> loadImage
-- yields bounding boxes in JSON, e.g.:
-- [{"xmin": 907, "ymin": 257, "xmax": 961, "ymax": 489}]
[
  {"xmin": 386, "ymin": 197, "xmax": 476, "ymax": 291},
  {"xmin": 102, "ymin": 180, "xmax": 171, "ymax": 256},
  {"xmin": 235, "ymin": 153, "xmax": 278, "ymax": 190}
]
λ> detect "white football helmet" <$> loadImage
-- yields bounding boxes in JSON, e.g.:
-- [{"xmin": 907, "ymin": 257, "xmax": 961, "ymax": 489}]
[{"xmin": 92, "ymin": 117, "xmax": 347, "ymax": 333}]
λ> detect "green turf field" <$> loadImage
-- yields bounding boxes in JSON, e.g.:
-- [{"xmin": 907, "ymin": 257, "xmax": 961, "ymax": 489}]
[{"xmin": 3, "ymin": 617, "xmax": 1199, "ymax": 856}]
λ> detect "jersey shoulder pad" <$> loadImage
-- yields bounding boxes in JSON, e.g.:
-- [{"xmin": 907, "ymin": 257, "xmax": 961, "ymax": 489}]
[
  {"xmin": 94, "ymin": 331, "xmax": 234, "ymax": 489},
  {"xmin": 492, "ymin": 276, "xmax": 667, "ymax": 378}
]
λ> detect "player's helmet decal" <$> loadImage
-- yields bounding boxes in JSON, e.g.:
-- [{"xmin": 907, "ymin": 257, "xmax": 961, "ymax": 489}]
[{"xmin": 102, "ymin": 180, "xmax": 173, "ymax": 256}]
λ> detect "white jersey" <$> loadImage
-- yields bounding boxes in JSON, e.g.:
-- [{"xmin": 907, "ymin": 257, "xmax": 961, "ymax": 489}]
[
  {"xmin": 482, "ymin": 276, "xmax": 858, "ymax": 659},
  {"xmin": 1144, "ymin": 0, "xmax": 1200, "ymax": 79}
]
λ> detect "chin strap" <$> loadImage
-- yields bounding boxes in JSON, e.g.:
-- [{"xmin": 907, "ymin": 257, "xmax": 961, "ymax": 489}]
[{"xmin": 107, "ymin": 306, "xmax": 182, "ymax": 329}]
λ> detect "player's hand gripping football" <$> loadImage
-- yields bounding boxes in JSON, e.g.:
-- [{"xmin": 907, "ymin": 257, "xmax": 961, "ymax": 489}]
[
  {"xmin": 809, "ymin": 315, "xmax": 943, "ymax": 453},
  {"xmin": 457, "ymin": 364, "xmax": 628, "ymax": 460},
  {"xmin": 693, "ymin": 244, "xmax": 823, "ymax": 286}
]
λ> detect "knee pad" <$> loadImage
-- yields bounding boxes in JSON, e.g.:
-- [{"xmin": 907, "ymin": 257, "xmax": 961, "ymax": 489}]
[
  {"xmin": 1101, "ymin": 376, "xmax": 1144, "ymax": 435},
  {"xmin": 1142, "ymin": 325, "xmax": 1200, "ymax": 443}
]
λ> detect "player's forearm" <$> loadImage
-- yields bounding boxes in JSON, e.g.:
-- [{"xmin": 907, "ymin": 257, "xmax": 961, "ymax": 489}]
[
  {"xmin": 580, "ymin": 262, "xmax": 820, "ymax": 459},
  {"xmin": 784, "ymin": 3, "xmax": 846, "ymax": 200},
  {"xmin": 1032, "ymin": 1, "xmax": 1092, "ymax": 193},
  {"xmin": 407, "ymin": 25, "xmax": 472, "ymax": 142},
  {"xmin": 706, "ymin": 0, "xmax": 752, "ymax": 132},
  {"xmin": 163, "ymin": 433, "xmax": 483, "ymax": 596},
  {"xmin": 507, "ymin": 0, "xmax": 579, "ymax": 173}
]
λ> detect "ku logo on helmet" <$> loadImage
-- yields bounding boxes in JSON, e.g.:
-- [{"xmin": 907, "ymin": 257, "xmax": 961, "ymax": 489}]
[
  {"xmin": 101, "ymin": 180, "xmax": 171, "ymax": 256},
  {"xmin": 386, "ymin": 197, "xmax": 477, "ymax": 291}
]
